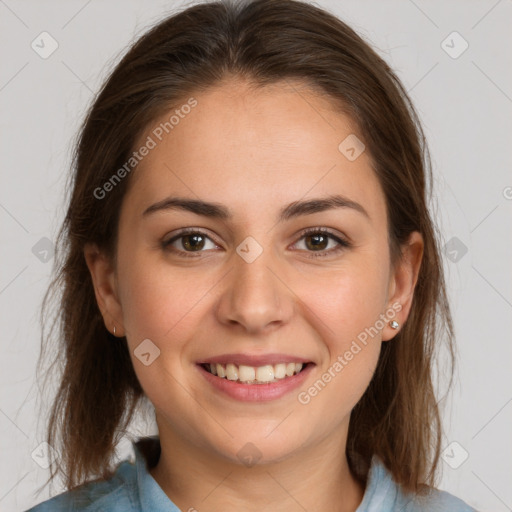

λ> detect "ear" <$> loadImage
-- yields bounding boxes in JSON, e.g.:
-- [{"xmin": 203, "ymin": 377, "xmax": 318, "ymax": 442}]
[
  {"xmin": 84, "ymin": 243, "xmax": 125, "ymax": 336},
  {"xmin": 382, "ymin": 231, "xmax": 424, "ymax": 341}
]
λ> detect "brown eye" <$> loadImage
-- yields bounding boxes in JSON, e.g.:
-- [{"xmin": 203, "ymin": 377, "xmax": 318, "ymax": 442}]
[
  {"xmin": 304, "ymin": 233, "xmax": 329, "ymax": 251},
  {"xmin": 293, "ymin": 228, "xmax": 351, "ymax": 258},
  {"xmin": 162, "ymin": 229, "xmax": 218, "ymax": 257},
  {"xmin": 181, "ymin": 233, "xmax": 206, "ymax": 251}
]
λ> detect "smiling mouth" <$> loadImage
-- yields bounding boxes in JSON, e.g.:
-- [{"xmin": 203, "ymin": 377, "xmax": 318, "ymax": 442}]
[{"xmin": 200, "ymin": 362, "xmax": 310, "ymax": 384}]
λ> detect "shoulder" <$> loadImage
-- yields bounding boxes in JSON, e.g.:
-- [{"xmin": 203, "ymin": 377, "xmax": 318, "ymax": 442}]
[
  {"xmin": 359, "ymin": 455, "xmax": 479, "ymax": 512},
  {"xmin": 25, "ymin": 460, "xmax": 138, "ymax": 512}
]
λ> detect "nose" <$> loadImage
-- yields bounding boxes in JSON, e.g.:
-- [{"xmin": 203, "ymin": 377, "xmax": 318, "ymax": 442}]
[{"xmin": 215, "ymin": 244, "xmax": 294, "ymax": 335}]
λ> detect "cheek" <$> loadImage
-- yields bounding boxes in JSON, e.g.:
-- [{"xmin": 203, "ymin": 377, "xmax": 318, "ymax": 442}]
[
  {"xmin": 297, "ymin": 257, "xmax": 389, "ymax": 349},
  {"xmin": 292, "ymin": 266, "xmax": 385, "ymax": 428},
  {"xmin": 292, "ymin": 254, "xmax": 388, "ymax": 400},
  {"xmin": 115, "ymin": 256, "xmax": 214, "ymax": 412},
  {"xmin": 117, "ymin": 244, "xmax": 202, "ymax": 339}
]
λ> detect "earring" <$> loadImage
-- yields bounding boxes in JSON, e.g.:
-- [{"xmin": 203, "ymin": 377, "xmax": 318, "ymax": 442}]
[
  {"xmin": 389, "ymin": 320, "xmax": 399, "ymax": 330},
  {"xmin": 113, "ymin": 325, "xmax": 117, "ymax": 336}
]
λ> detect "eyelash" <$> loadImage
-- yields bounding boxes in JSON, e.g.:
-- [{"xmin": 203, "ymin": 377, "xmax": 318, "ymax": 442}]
[{"xmin": 162, "ymin": 227, "xmax": 351, "ymax": 259}]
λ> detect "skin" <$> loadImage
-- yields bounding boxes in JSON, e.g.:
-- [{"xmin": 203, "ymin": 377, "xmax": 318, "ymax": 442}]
[{"xmin": 85, "ymin": 78, "xmax": 423, "ymax": 512}]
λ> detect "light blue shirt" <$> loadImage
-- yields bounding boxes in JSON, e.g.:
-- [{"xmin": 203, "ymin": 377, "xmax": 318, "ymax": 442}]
[{"xmin": 27, "ymin": 436, "xmax": 478, "ymax": 511}]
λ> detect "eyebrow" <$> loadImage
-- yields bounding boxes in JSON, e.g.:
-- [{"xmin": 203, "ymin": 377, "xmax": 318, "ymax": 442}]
[{"xmin": 142, "ymin": 194, "xmax": 370, "ymax": 222}]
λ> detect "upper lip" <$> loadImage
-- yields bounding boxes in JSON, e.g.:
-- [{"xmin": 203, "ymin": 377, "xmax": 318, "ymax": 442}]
[{"xmin": 198, "ymin": 353, "xmax": 312, "ymax": 367}]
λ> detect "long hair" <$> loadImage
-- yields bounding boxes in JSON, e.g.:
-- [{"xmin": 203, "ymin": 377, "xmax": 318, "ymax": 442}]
[{"xmin": 38, "ymin": 0, "xmax": 455, "ymax": 494}]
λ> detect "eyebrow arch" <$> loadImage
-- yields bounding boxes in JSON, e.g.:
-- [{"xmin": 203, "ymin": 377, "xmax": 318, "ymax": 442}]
[{"xmin": 142, "ymin": 194, "xmax": 370, "ymax": 222}]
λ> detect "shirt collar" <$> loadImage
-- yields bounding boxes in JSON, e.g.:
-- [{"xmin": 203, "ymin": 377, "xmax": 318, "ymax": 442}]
[
  {"xmin": 355, "ymin": 454, "xmax": 395, "ymax": 511},
  {"xmin": 133, "ymin": 436, "xmax": 182, "ymax": 512}
]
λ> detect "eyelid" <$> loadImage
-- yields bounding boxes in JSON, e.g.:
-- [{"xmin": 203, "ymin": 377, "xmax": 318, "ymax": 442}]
[{"xmin": 296, "ymin": 226, "xmax": 350, "ymax": 245}]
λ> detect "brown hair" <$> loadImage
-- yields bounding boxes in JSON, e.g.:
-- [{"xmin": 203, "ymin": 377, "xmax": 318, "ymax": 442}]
[{"xmin": 38, "ymin": 0, "xmax": 455, "ymax": 496}]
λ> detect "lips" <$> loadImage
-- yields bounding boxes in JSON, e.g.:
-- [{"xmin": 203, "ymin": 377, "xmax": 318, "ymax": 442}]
[
  {"xmin": 195, "ymin": 353, "xmax": 314, "ymax": 400},
  {"xmin": 197, "ymin": 360, "xmax": 314, "ymax": 401}
]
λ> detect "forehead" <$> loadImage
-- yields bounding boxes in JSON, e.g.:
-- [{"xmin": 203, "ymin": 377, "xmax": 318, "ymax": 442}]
[{"xmin": 122, "ymin": 79, "xmax": 386, "ymax": 223}]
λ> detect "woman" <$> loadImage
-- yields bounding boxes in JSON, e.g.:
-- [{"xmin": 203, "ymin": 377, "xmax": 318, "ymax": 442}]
[{"xmin": 28, "ymin": 0, "xmax": 477, "ymax": 510}]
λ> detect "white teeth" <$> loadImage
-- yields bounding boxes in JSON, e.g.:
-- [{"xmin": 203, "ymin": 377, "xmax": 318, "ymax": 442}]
[
  {"xmin": 226, "ymin": 363, "xmax": 238, "ymax": 381},
  {"xmin": 255, "ymin": 365, "xmax": 274, "ymax": 383},
  {"xmin": 216, "ymin": 363, "xmax": 226, "ymax": 378},
  {"xmin": 205, "ymin": 361, "xmax": 306, "ymax": 384},
  {"xmin": 274, "ymin": 363, "xmax": 286, "ymax": 379},
  {"xmin": 238, "ymin": 365, "xmax": 256, "ymax": 382},
  {"xmin": 285, "ymin": 362, "xmax": 296, "ymax": 377}
]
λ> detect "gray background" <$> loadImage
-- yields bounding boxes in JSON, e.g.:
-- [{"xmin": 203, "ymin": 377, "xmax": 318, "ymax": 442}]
[{"xmin": 1, "ymin": 0, "xmax": 511, "ymax": 510}]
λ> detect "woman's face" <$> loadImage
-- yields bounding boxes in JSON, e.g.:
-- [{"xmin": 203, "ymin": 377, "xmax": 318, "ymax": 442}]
[{"xmin": 86, "ymin": 78, "xmax": 422, "ymax": 465}]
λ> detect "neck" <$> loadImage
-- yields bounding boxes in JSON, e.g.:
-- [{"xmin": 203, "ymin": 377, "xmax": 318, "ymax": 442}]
[{"xmin": 149, "ymin": 424, "xmax": 365, "ymax": 512}]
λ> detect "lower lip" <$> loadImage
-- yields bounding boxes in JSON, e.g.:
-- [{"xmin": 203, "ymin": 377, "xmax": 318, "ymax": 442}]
[{"xmin": 196, "ymin": 363, "xmax": 314, "ymax": 402}]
